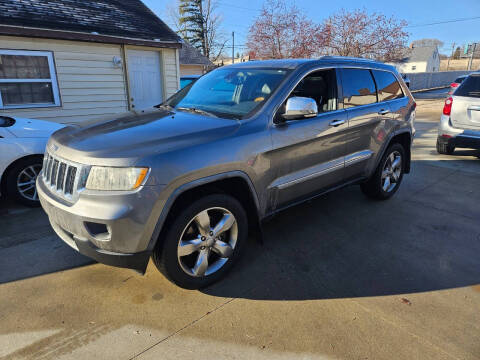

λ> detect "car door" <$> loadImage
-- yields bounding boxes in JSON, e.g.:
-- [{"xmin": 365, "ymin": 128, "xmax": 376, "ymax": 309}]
[
  {"xmin": 339, "ymin": 68, "xmax": 393, "ymax": 182},
  {"xmin": 267, "ymin": 68, "xmax": 348, "ymax": 211}
]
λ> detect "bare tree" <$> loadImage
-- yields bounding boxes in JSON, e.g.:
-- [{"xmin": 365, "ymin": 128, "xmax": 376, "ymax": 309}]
[
  {"xmin": 246, "ymin": 0, "xmax": 326, "ymax": 59},
  {"xmin": 411, "ymin": 38, "xmax": 444, "ymax": 48},
  {"xmin": 202, "ymin": 0, "xmax": 227, "ymax": 61},
  {"xmin": 168, "ymin": 0, "xmax": 226, "ymax": 61},
  {"xmin": 166, "ymin": 2, "xmax": 186, "ymax": 39},
  {"xmin": 453, "ymin": 46, "xmax": 461, "ymax": 59},
  {"xmin": 321, "ymin": 9, "xmax": 408, "ymax": 61}
]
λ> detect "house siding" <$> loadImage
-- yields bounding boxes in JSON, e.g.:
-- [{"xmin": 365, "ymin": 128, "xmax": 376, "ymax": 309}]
[
  {"xmin": 162, "ymin": 48, "xmax": 179, "ymax": 98},
  {"xmin": 180, "ymin": 64, "xmax": 204, "ymax": 76},
  {"xmin": 0, "ymin": 36, "xmax": 179, "ymax": 123},
  {"xmin": 0, "ymin": 35, "xmax": 129, "ymax": 123}
]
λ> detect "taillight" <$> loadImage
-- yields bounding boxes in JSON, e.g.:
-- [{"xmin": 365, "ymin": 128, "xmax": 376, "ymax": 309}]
[
  {"xmin": 443, "ymin": 97, "xmax": 453, "ymax": 116},
  {"xmin": 450, "ymin": 83, "xmax": 459, "ymax": 88}
]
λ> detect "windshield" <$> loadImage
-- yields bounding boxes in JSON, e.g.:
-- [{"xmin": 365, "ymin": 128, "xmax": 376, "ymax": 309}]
[
  {"xmin": 165, "ymin": 68, "xmax": 290, "ymax": 119},
  {"xmin": 455, "ymin": 75, "xmax": 480, "ymax": 98},
  {"xmin": 180, "ymin": 78, "xmax": 196, "ymax": 89}
]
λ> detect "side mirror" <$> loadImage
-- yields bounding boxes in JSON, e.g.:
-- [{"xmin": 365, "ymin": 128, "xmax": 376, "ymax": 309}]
[{"xmin": 282, "ymin": 97, "xmax": 318, "ymax": 120}]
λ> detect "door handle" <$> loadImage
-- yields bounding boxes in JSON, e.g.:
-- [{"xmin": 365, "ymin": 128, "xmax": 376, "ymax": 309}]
[
  {"xmin": 378, "ymin": 109, "xmax": 390, "ymax": 115},
  {"xmin": 329, "ymin": 119, "xmax": 346, "ymax": 127}
]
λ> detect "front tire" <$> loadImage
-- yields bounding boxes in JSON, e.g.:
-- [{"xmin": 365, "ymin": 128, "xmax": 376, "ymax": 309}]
[
  {"xmin": 5, "ymin": 156, "xmax": 43, "ymax": 207},
  {"xmin": 153, "ymin": 194, "xmax": 248, "ymax": 289},
  {"xmin": 361, "ymin": 143, "xmax": 405, "ymax": 200}
]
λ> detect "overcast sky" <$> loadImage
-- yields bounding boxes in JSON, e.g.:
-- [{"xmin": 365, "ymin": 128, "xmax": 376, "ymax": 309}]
[{"xmin": 144, "ymin": 0, "xmax": 480, "ymax": 55}]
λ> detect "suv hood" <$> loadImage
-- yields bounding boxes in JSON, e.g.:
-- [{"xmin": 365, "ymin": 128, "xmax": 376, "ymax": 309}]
[
  {"xmin": 7, "ymin": 117, "xmax": 65, "ymax": 138},
  {"xmin": 51, "ymin": 108, "xmax": 241, "ymax": 160}
]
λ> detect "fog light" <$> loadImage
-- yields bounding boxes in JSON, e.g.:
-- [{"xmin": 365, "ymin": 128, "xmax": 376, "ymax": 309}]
[{"xmin": 84, "ymin": 222, "xmax": 111, "ymax": 241}]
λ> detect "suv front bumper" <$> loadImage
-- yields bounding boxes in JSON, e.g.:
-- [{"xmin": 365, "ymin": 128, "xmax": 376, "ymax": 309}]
[{"xmin": 37, "ymin": 177, "xmax": 164, "ymax": 273}]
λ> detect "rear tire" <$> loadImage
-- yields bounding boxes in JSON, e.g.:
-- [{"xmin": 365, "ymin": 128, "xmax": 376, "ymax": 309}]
[
  {"xmin": 152, "ymin": 193, "xmax": 248, "ymax": 289},
  {"xmin": 361, "ymin": 143, "xmax": 405, "ymax": 200},
  {"xmin": 436, "ymin": 139, "xmax": 455, "ymax": 155}
]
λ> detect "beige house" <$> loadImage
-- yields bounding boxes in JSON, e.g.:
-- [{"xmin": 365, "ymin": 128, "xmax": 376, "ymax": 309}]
[
  {"xmin": 214, "ymin": 54, "xmax": 251, "ymax": 67},
  {"xmin": 0, "ymin": 0, "xmax": 182, "ymax": 123},
  {"xmin": 179, "ymin": 41, "xmax": 213, "ymax": 76}
]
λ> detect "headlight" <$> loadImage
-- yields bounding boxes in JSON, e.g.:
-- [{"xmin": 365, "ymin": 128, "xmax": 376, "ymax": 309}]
[{"xmin": 85, "ymin": 167, "xmax": 149, "ymax": 191}]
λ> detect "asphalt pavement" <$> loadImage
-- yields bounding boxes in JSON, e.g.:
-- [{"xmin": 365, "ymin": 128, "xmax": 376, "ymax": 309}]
[{"xmin": 1, "ymin": 99, "xmax": 479, "ymax": 360}]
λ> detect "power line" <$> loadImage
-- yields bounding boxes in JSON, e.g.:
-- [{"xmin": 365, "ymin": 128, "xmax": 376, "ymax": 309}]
[{"xmin": 407, "ymin": 16, "xmax": 480, "ymax": 28}]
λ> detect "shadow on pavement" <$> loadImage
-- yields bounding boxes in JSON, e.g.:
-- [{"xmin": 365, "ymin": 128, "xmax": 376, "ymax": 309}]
[
  {"xmin": 204, "ymin": 158, "xmax": 480, "ymax": 301},
  {"xmin": 0, "ymin": 197, "xmax": 94, "ymax": 284}
]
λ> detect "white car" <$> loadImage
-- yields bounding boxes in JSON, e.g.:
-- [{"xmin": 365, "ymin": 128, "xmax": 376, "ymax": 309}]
[
  {"xmin": 437, "ymin": 73, "xmax": 480, "ymax": 155},
  {"xmin": 0, "ymin": 116, "xmax": 64, "ymax": 206}
]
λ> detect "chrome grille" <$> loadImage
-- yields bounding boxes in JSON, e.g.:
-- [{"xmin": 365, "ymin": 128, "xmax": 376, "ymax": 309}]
[
  {"xmin": 65, "ymin": 166, "xmax": 77, "ymax": 195},
  {"xmin": 42, "ymin": 152, "xmax": 83, "ymax": 202}
]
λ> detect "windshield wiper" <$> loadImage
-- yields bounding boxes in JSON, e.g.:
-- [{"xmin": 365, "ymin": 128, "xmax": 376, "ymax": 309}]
[
  {"xmin": 155, "ymin": 104, "xmax": 173, "ymax": 110},
  {"xmin": 176, "ymin": 107, "xmax": 218, "ymax": 118}
]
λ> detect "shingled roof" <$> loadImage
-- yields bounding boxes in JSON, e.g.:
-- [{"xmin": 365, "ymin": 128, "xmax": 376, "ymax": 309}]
[
  {"xmin": 179, "ymin": 41, "xmax": 213, "ymax": 66},
  {"xmin": 0, "ymin": 0, "xmax": 181, "ymax": 48},
  {"xmin": 396, "ymin": 46, "xmax": 438, "ymax": 63}
]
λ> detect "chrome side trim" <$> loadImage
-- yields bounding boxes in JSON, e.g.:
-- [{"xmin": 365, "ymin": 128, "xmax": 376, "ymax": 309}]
[
  {"xmin": 345, "ymin": 150, "xmax": 374, "ymax": 166},
  {"xmin": 271, "ymin": 149, "xmax": 374, "ymax": 191},
  {"xmin": 270, "ymin": 157, "xmax": 344, "ymax": 190}
]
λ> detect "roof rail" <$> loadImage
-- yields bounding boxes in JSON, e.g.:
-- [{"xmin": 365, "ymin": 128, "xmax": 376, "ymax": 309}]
[{"xmin": 320, "ymin": 56, "xmax": 377, "ymax": 62}]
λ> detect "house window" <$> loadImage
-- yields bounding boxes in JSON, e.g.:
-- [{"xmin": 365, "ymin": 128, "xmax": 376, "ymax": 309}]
[
  {"xmin": 411, "ymin": 65, "xmax": 416, "ymax": 71},
  {"xmin": 0, "ymin": 50, "xmax": 60, "ymax": 109}
]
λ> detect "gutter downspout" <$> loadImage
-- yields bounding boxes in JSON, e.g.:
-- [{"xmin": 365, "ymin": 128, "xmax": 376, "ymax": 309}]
[{"xmin": 121, "ymin": 44, "xmax": 133, "ymax": 111}]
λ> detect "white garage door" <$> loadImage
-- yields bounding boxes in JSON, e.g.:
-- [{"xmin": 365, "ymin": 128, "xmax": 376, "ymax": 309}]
[{"xmin": 127, "ymin": 50, "xmax": 163, "ymax": 110}]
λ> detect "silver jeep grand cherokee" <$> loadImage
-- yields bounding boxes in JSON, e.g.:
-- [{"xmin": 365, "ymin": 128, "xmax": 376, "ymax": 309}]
[{"xmin": 38, "ymin": 58, "xmax": 415, "ymax": 289}]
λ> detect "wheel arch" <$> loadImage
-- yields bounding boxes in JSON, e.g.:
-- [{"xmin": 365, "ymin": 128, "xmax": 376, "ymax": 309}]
[
  {"xmin": 389, "ymin": 131, "xmax": 412, "ymax": 174},
  {"xmin": 148, "ymin": 171, "xmax": 262, "ymax": 253},
  {"xmin": 372, "ymin": 130, "xmax": 412, "ymax": 177},
  {"xmin": 0, "ymin": 154, "xmax": 43, "ymax": 197}
]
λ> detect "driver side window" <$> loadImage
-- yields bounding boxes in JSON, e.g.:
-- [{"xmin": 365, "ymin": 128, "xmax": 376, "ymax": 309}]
[{"xmin": 289, "ymin": 69, "xmax": 338, "ymax": 113}]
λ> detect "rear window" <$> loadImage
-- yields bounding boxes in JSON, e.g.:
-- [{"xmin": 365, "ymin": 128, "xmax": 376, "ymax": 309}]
[
  {"xmin": 341, "ymin": 68, "xmax": 377, "ymax": 108},
  {"xmin": 454, "ymin": 76, "xmax": 466, "ymax": 83},
  {"xmin": 454, "ymin": 75, "xmax": 480, "ymax": 98},
  {"xmin": 372, "ymin": 70, "xmax": 404, "ymax": 102}
]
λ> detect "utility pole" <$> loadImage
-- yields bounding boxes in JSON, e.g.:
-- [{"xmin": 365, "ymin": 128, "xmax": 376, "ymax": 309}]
[
  {"xmin": 232, "ymin": 31, "xmax": 235, "ymax": 65},
  {"xmin": 468, "ymin": 43, "xmax": 477, "ymax": 71},
  {"xmin": 447, "ymin": 42, "xmax": 455, "ymax": 71}
]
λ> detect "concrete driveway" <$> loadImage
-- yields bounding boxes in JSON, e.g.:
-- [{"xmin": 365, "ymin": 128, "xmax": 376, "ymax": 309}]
[{"xmin": 1, "ymin": 99, "xmax": 480, "ymax": 360}]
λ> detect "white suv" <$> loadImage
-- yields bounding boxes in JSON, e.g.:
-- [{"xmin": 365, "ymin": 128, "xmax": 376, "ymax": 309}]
[{"xmin": 437, "ymin": 73, "xmax": 480, "ymax": 155}]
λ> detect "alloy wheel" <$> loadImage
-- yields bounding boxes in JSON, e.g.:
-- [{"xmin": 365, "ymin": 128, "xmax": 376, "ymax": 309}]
[
  {"xmin": 177, "ymin": 207, "xmax": 238, "ymax": 277},
  {"xmin": 16, "ymin": 164, "xmax": 41, "ymax": 201},
  {"xmin": 381, "ymin": 151, "xmax": 402, "ymax": 193}
]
